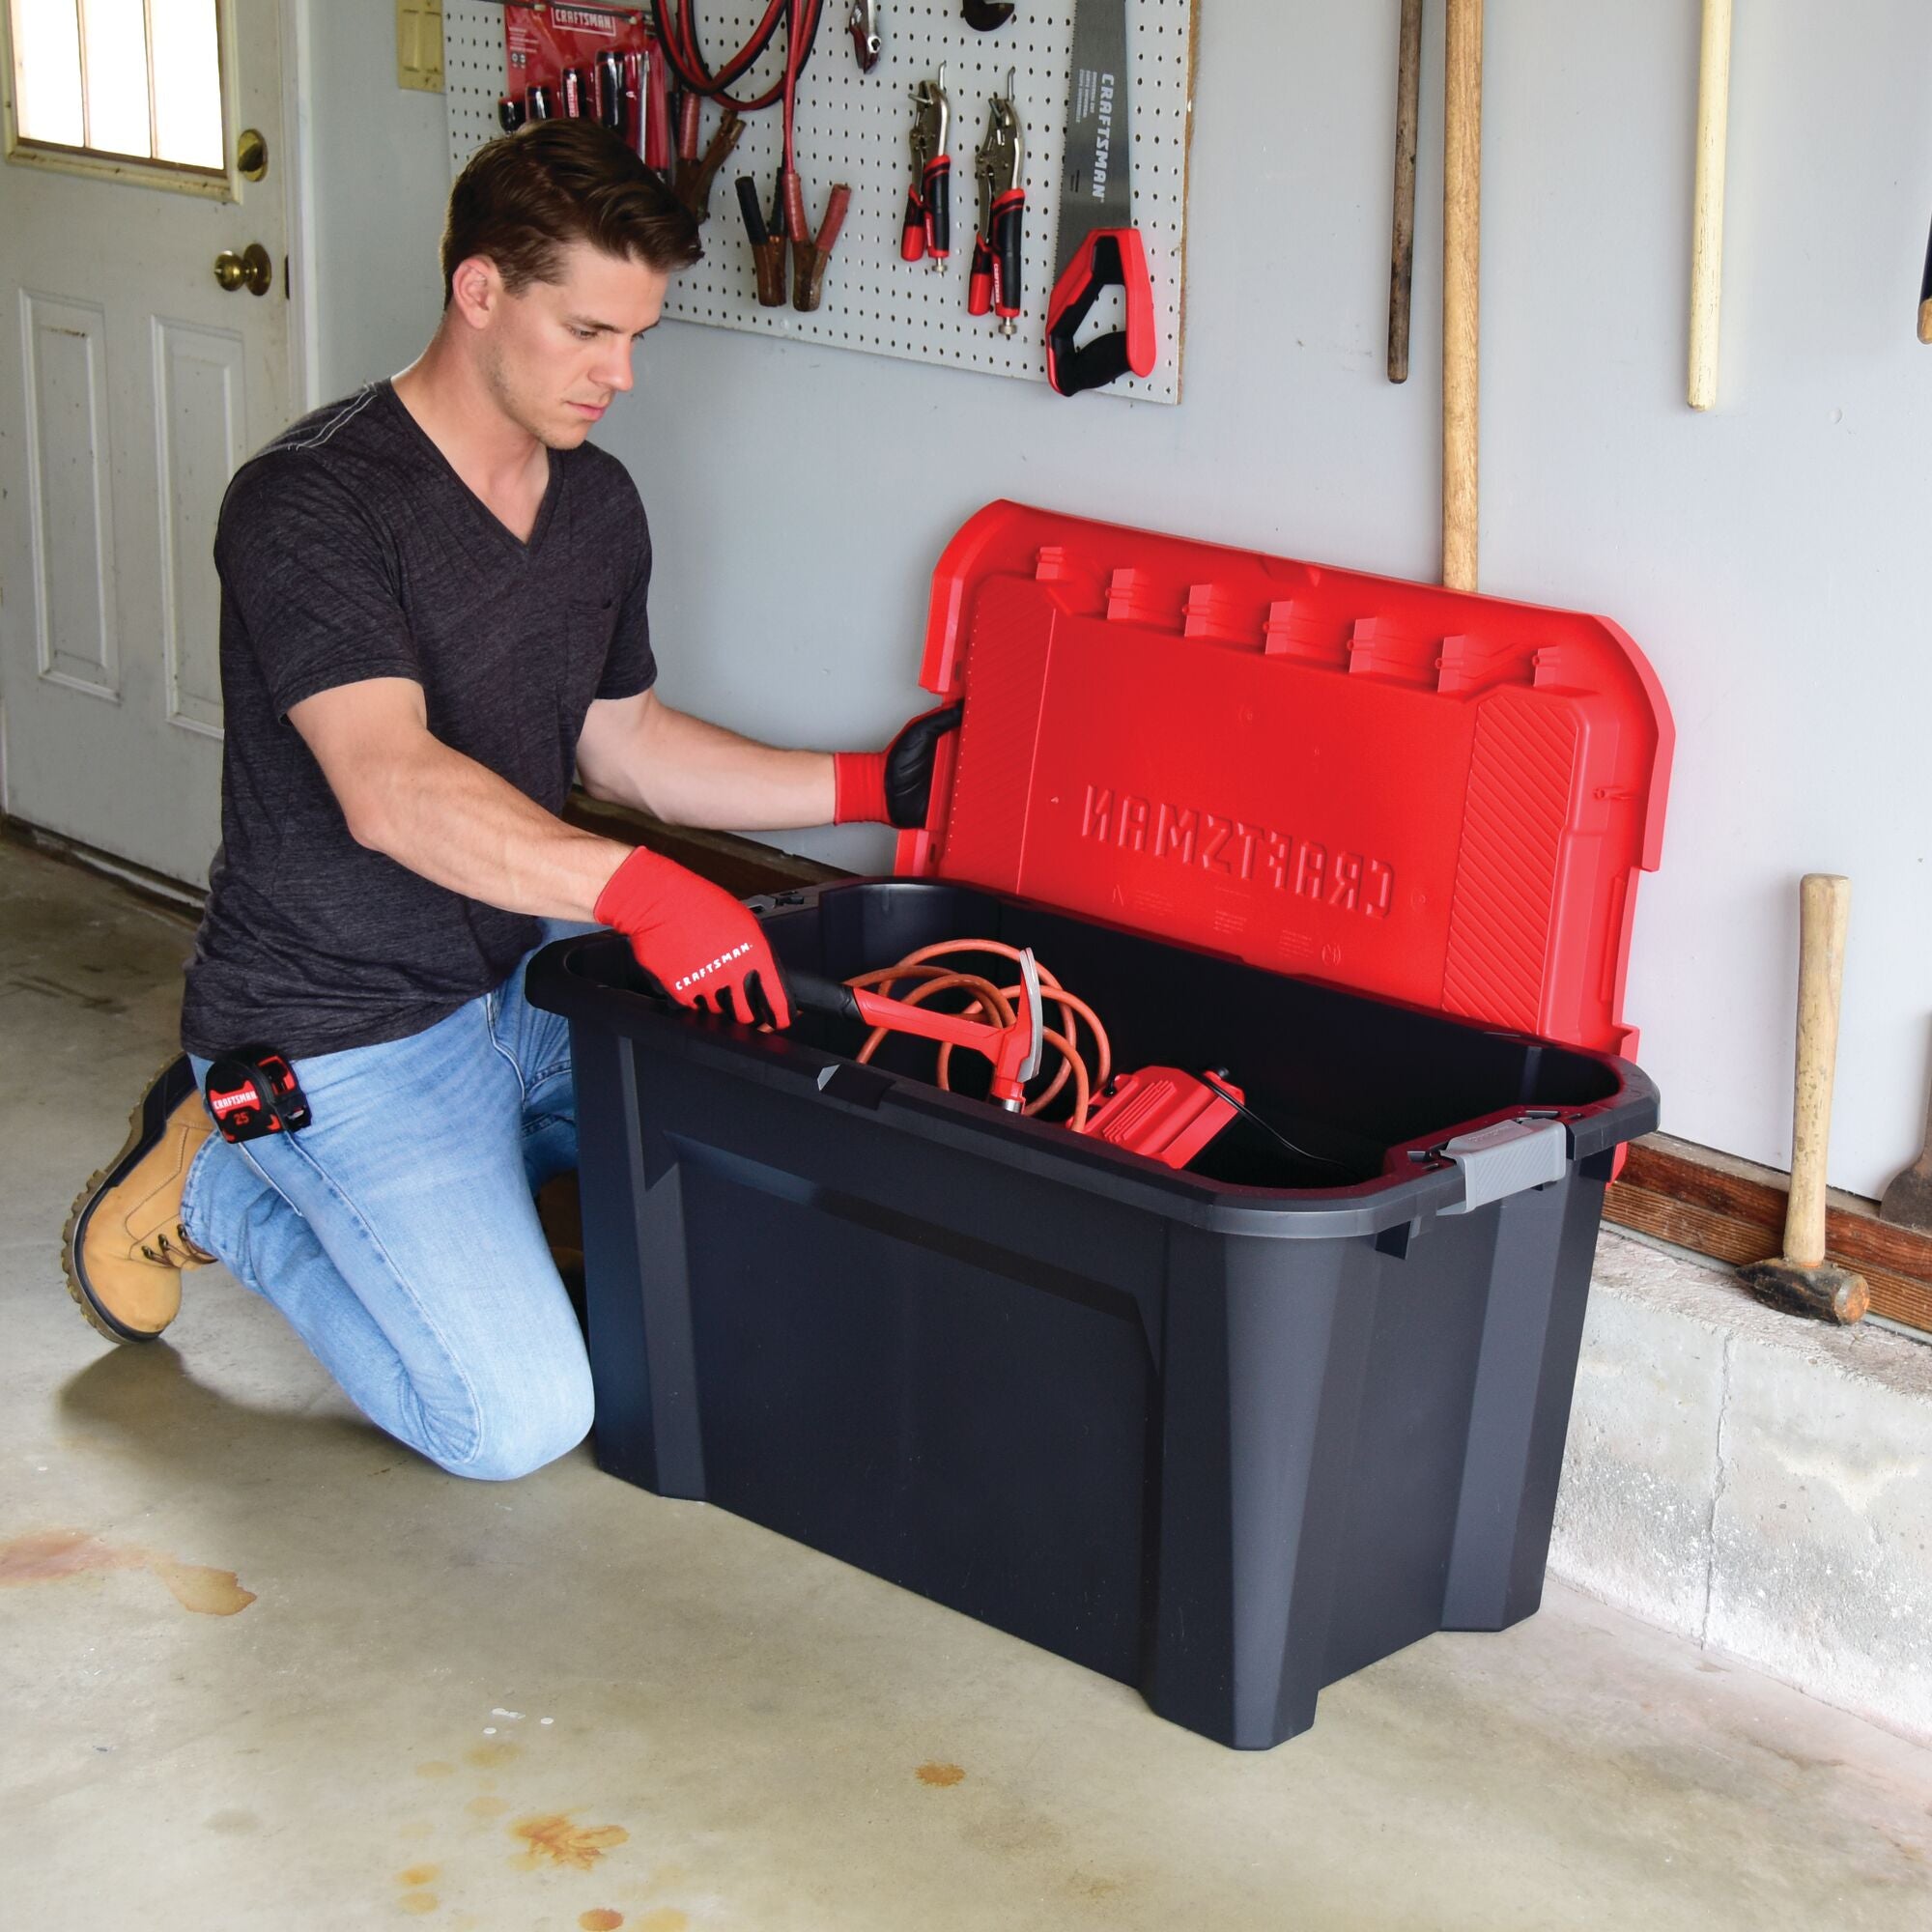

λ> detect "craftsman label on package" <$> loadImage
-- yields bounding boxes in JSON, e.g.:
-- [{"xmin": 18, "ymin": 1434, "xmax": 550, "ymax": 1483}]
[{"xmin": 504, "ymin": 1, "xmax": 649, "ymax": 91}]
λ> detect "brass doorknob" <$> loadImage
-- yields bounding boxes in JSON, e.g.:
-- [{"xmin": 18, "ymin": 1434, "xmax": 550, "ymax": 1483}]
[{"xmin": 213, "ymin": 243, "xmax": 274, "ymax": 297}]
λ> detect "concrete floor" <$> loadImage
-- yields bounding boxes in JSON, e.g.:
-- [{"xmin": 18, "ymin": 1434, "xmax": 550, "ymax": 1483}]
[{"xmin": 4, "ymin": 836, "xmax": 1930, "ymax": 1932}]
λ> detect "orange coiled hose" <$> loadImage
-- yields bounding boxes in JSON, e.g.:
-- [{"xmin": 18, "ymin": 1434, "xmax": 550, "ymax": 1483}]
[{"xmin": 847, "ymin": 941, "xmax": 1112, "ymax": 1131}]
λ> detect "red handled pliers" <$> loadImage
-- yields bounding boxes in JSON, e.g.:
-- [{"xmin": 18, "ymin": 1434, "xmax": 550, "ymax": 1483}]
[
  {"xmin": 969, "ymin": 77, "xmax": 1025, "ymax": 334},
  {"xmin": 900, "ymin": 66, "xmax": 952, "ymax": 270}
]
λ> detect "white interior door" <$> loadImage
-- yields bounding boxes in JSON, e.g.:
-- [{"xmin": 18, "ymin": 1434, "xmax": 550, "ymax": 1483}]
[{"xmin": 0, "ymin": 0, "xmax": 293, "ymax": 888}]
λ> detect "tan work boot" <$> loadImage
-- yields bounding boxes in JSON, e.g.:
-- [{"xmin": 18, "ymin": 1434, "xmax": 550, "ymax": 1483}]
[{"xmin": 63, "ymin": 1056, "xmax": 216, "ymax": 1343}]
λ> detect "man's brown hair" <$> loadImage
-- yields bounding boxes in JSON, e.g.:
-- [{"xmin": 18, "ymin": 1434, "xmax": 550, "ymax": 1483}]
[{"xmin": 441, "ymin": 120, "xmax": 701, "ymax": 305}]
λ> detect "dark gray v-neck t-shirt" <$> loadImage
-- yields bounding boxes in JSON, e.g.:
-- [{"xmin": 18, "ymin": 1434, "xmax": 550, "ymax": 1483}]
[{"xmin": 181, "ymin": 381, "xmax": 657, "ymax": 1060}]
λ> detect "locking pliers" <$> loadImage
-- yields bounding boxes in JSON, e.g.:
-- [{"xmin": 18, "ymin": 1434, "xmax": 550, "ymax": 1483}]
[
  {"xmin": 900, "ymin": 65, "xmax": 952, "ymax": 270},
  {"xmin": 970, "ymin": 76, "xmax": 1025, "ymax": 333}
]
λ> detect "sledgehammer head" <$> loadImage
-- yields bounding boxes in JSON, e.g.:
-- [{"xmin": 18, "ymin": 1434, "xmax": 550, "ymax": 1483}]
[{"xmin": 1737, "ymin": 1257, "xmax": 1869, "ymax": 1326}]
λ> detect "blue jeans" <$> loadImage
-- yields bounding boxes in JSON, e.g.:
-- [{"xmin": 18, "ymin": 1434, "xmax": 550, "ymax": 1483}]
[{"xmin": 180, "ymin": 927, "xmax": 593, "ymax": 1481}]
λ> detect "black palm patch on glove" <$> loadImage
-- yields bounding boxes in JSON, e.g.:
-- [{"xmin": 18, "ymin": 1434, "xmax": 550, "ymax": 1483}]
[{"xmin": 883, "ymin": 703, "xmax": 963, "ymax": 829}]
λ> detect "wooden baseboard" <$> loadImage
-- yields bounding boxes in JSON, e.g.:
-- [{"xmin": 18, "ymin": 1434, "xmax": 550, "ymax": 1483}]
[{"xmin": 1607, "ymin": 1135, "xmax": 1932, "ymax": 1332}]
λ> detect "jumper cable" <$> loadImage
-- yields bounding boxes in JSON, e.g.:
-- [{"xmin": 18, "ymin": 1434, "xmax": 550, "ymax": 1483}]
[{"xmin": 656, "ymin": 0, "xmax": 823, "ymax": 234}]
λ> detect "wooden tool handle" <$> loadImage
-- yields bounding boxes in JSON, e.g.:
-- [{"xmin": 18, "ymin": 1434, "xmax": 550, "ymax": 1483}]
[
  {"xmin": 1919, "ymin": 216, "xmax": 1932, "ymax": 344},
  {"xmin": 1785, "ymin": 873, "xmax": 1851, "ymax": 1267},
  {"xmin": 1442, "ymin": 0, "xmax": 1483, "ymax": 590},
  {"xmin": 1387, "ymin": 0, "xmax": 1424, "ymax": 384},
  {"xmin": 1688, "ymin": 0, "xmax": 1733, "ymax": 409}
]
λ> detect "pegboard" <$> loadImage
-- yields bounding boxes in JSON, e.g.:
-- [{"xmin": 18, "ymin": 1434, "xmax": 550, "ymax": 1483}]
[{"xmin": 444, "ymin": 2, "xmax": 1193, "ymax": 402}]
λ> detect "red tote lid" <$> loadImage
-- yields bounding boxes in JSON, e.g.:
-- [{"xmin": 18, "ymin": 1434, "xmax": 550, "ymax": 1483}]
[{"xmin": 895, "ymin": 502, "xmax": 1673, "ymax": 1060}]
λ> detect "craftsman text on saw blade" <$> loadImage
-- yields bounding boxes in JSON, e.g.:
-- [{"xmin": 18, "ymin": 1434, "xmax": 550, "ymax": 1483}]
[{"xmin": 1069, "ymin": 68, "xmax": 1119, "ymax": 199}]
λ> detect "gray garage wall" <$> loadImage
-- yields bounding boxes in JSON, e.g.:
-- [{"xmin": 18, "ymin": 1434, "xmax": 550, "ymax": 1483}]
[{"xmin": 300, "ymin": 0, "xmax": 1932, "ymax": 1199}]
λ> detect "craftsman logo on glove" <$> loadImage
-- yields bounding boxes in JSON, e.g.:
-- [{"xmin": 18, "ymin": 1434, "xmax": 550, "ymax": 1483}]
[
  {"xmin": 595, "ymin": 848, "xmax": 791, "ymax": 1030},
  {"xmin": 672, "ymin": 941, "xmax": 753, "ymax": 994}
]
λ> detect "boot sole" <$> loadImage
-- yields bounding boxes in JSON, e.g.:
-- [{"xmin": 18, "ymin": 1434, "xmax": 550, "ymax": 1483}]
[{"xmin": 61, "ymin": 1055, "xmax": 202, "ymax": 1345}]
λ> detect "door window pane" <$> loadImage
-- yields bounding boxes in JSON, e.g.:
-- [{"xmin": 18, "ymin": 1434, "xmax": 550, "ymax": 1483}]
[
  {"xmin": 79, "ymin": 0, "xmax": 151, "ymax": 158},
  {"xmin": 149, "ymin": 0, "xmax": 221, "ymax": 168},
  {"xmin": 9, "ymin": 0, "xmax": 225, "ymax": 172},
  {"xmin": 12, "ymin": 1, "xmax": 85, "ymax": 147}
]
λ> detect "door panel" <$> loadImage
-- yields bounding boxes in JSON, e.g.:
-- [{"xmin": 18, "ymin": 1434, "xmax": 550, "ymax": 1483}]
[
  {"xmin": 21, "ymin": 292, "xmax": 118, "ymax": 696},
  {"xmin": 155, "ymin": 315, "xmax": 245, "ymax": 734}
]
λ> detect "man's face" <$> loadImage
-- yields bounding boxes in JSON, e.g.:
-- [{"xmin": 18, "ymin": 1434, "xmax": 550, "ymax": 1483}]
[{"xmin": 469, "ymin": 240, "xmax": 669, "ymax": 449}]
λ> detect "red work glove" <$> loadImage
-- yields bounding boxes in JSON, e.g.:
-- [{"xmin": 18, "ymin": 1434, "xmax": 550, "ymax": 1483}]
[
  {"xmin": 833, "ymin": 702, "xmax": 962, "ymax": 827},
  {"xmin": 594, "ymin": 847, "xmax": 792, "ymax": 1029}
]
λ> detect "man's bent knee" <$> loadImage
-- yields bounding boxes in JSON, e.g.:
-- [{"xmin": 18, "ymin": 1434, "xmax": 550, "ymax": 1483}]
[{"xmin": 431, "ymin": 1362, "xmax": 595, "ymax": 1483}]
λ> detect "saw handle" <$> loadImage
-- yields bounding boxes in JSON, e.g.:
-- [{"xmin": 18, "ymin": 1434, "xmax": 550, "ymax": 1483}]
[{"xmin": 1045, "ymin": 228, "xmax": 1156, "ymax": 397}]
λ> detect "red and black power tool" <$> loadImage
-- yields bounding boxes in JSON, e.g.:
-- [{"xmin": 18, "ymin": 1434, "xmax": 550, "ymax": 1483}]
[{"xmin": 203, "ymin": 1048, "xmax": 311, "ymax": 1144}]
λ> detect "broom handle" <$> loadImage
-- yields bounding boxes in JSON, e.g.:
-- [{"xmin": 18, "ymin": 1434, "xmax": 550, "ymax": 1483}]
[
  {"xmin": 1786, "ymin": 874, "xmax": 1850, "ymax": 1268},
  {"xmin": 1689, "ymin": 0, "xmax": 1733, "ymax": 409},
  {"xmin": 1918, "ymin": 213, "xmax": 1932, "ymax": 345},
  {"xmin": 1442, "ymin": 0, "xmax": 1483, "ymax": 589},
  {"xmin": 1387, "ymin": 0, "xmax": 1424, "ymax": 384}
]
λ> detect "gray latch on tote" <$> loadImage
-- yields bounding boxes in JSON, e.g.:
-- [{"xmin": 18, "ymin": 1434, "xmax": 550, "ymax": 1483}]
[{"xmin": 1438, "ymin": 1118, "xmax": 1570, "ymax": 1214}]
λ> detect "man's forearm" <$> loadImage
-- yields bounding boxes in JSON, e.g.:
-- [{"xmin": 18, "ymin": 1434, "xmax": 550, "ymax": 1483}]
[
  {"xmin": 585, "ymin": 702, "xmax": 837, "ymax": 831},
  {"xmin": 357, "ymin": 734, "xmax": 628, "ymax": 919}
]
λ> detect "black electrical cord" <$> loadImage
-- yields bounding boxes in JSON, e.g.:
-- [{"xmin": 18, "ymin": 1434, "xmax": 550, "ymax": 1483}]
[{"xmin": 1208, "ymin": 1074, "xmax": 1355, "ymax": 1174}]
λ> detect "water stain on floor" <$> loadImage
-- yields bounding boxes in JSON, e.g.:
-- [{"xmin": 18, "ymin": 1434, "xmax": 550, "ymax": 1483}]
[
  {"xmin": 580, "ymin": 1912, "xmax": 625, "ymax": 1930},
  {"xmin": 510, "ymin": 1813, "xmax": 631, "ymax": 1872},
  {"xmin": 397, "ymin": 1864, "xmax": 440, "ymax": 1887},
  {"xmin": 0, "ymin": 1528, "xmax": 254, "ymax": 1614},
  {"xmin": 466, "ymin": 1739, "xmax": 521, "ymax": 1771},
  {"xmin": 916, "ymin": 1762, "xmax": 967, "ymax": 1787}
]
